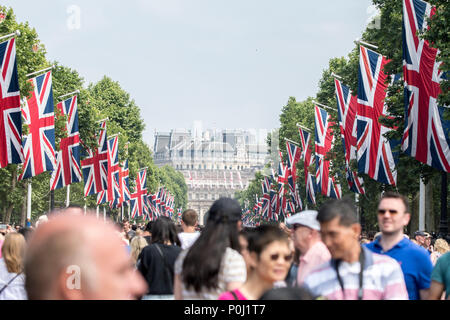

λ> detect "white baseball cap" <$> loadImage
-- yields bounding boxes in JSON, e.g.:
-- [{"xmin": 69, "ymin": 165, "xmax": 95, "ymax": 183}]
[{"xmin": 286, "ymin": 210, "xmax": 320, "ymax": 231}]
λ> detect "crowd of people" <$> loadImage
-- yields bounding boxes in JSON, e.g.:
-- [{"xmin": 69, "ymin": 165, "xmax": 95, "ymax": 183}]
[{"xmin": 0, "ymin": 193, "xmax": 449, "ymax": 300}]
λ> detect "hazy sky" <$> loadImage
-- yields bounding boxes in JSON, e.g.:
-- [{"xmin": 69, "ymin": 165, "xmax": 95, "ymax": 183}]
[{"xmin": 3, "ymin": 0, "xmax": 374, "ymax": 147}]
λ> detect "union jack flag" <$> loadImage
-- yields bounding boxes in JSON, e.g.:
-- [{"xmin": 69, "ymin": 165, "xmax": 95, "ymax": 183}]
[
  {"xmin": 402, "ymin": 0, "xmax": 450, "ymax": 172},
  {"xmin": 96, "ymin": 136, "xmax": 120, "ymax": 206},
  {"xmin": 298, "ymin": 127, "xmax": 316, "ymax": 205},
  {"xmin": 0, "ymin": 37, "xmax": 23, "ymax": 168},
  {"xmin": 260, "ymin": 177, "xmax": 271, "ymax": 218},
  {"xmin": 81, "ymin": 121, "xmax": 108, "ymax": 197},
  {"xmin": 151, "ymin": 193, "xmax": 161, "ymax": 217},
  {"xmin": 276, "ymin": 151, "xmax": 288, "ymax": 213},
  {"xmin": 19, "ymin": 71, "xmax": 55, "ymax": 180},
  {"xmin": 50, "ymin": 95, "xmax": 81, "ymax": 190},
  {"xmin": 357, "ymin": 45, "xmax": 398, "ymax": 185},
  {"xmin": 286, "ymin": 141, "xmax": 301, "ymax": 182},
  {"xmin": 130, "ymin": 169, "xmax": 148, "ymax": 218},
  {"xmin": 335, "ymin": 79, "xmax": 365, "ymax": 194},
  {"xmin": 111, "ymin": 159, "xmax": 131, "ymax": 209},
  {"xmin": 315, "ymin": 106, "xmax": 342, "ymax": 199}
]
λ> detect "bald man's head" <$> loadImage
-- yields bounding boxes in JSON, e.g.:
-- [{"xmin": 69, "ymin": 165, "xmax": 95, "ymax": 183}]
[{"xmin": 25, "ymin": 211, "xmax": 147, "ymax": 300}]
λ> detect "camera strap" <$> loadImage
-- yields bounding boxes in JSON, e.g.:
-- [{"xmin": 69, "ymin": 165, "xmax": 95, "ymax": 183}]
[{"xmin": 333, "ymin": 246, "xmax": 365, "ymax": 300}]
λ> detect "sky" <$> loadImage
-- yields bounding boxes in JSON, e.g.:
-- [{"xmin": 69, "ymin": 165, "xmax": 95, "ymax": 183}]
[{"xmin": 3, "ymin": 0, "xmax": 375, "ymax": 148}]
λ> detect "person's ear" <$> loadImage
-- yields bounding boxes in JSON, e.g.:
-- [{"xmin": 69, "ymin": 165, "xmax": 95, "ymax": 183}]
[
  {"xmin": 237, "ymin": 220, "xmax": 242, "ymax": 231},
  {"xmin": 249, "ymin": 252, "xmax": 259, "ymax": 269},
  {"xmin": 351, "ymin": 223, "xmax": 362, "ymax": 240},
  {"xmin": 57, "ymin": 267, "xmax": 84, "ymax": 300},
  {"xmin": 403, "ymin": 213, "xmax": 411, "ymax": 226}
]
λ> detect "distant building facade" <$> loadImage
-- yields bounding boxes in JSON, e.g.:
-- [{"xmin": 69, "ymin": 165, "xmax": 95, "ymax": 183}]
[{"xmin": 153, "ymin": 128, "xmax": 269, "ymax": 225}]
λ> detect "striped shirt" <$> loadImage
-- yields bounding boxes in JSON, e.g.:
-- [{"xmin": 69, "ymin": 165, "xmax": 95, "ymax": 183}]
[
  {"xmin": 303, "ymin": 247, "xmax": 408, "ymax": 300},
  {"xmin": 174, "ymin": 247, "xmax": 247, "ymax": 300}
]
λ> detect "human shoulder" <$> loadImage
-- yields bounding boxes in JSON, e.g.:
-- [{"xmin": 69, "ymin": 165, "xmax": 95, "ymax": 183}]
[{"xmin": 224, "ymin": 247, "xmax": 244, "ymax": 262}]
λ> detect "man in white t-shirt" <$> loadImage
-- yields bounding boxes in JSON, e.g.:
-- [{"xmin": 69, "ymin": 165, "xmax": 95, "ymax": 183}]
[{"xmin": 178, "ymin": 209, "xmax": 200, "ymax": 250}]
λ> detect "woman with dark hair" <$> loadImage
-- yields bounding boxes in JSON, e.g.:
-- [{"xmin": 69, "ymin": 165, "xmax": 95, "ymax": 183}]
[
  {"xmin": 174, "ymin": 198, "xmax": 246, "ymax": 300},
  {"xmin": 137, "ymin": 216, "xmax": 181, "ymax": 300},
  {"xmin": 219, "ymin": 225, "xmax": 292, "ymax": 300}
]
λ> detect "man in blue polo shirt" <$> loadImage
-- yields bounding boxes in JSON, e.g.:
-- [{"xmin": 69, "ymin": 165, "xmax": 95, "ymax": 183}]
[{"xmin": 365, "ymin": 192, "xmax": 433, "ymax": 300}]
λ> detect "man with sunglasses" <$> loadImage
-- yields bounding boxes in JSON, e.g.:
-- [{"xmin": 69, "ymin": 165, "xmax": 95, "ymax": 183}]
[
  {"xmin": 303, "ymin": 198, "xmax": 408, "ymax": 300},
  {"xmin": 365, "ymin": 192, "xmax": 433, "ymax": 300}
]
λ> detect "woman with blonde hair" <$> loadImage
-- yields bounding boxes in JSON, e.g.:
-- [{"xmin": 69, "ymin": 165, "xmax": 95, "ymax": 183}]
[
  {"xmin": 0, "ymin": 233, "xmax": 27, "ymax": 300},
  {"xmin": 131, "ymin": 235, "xmax": 148, "ymax": 266},
  {"xmin": 431, "ymin": 238, "xmax": 450, "ymax": 266}
]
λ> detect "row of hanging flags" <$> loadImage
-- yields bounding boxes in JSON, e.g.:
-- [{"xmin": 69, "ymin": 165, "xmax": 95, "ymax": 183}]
[
  {"xmin": 242, "ymin": 0, "xmax": 450, "ymax": 226},
  {"xmin": 0, "ymin": 37, "xmax": 180, "ymax": 222}
]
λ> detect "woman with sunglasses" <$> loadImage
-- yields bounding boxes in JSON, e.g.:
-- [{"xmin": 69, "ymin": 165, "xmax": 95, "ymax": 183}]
[{"xmin": 219, "ymin": 225, "xmax": 292, "ymax": 300}]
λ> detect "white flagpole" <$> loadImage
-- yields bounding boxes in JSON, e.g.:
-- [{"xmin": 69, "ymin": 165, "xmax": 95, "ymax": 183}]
[
  {"xmin": 26, "ymin": 65, "xmax": 54, "ymax": 78},
  {"xmin": 0, "ymin": 30, "xmax": 20, "ymax": 41},
  {"xmin": 58, "ymin": 90, "xmax": 80, "ymax": 100},
  {"xmin": 66, "ymin": 185, "xmax": 70, "ymax": 207},
  {"xmin": 27, "ymin": 180, "xmax": 32, "ymax": 223},
  {"xmin": 419, "ymin": 178, "xmax": 425, "ymax": 231},
  {"xmin": 96, "ymin": 206, "xmax": 99, "ymax": 219},
  {"xmin": 121, "ymin": 205, "xmax": 124, "ymax": 222},
  {"xmin": 103, "ymin": 207, "xmax": 106, "ymax": 221},
  {"xmin": 84, "ymin": 198, "xmax": 87, "ymax": 216},
  {"xmin": 128, "ymin": 202, "xmax": 130, "ymax": 220}
]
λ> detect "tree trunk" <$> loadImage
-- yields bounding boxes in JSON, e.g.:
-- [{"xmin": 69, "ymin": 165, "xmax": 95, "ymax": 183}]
[{"xmin": 4, "ymin": 168, "xmax": 18, "ymax": 224}]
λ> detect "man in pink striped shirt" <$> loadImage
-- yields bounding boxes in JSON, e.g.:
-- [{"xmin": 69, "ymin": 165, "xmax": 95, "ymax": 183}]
[
  {"xmin": 286, "ymin": 210, "xmax": 331, "ymax": 286},
  {"xmin": 303, "ymin": 198, "xmax": 408, "ymax": 300}
]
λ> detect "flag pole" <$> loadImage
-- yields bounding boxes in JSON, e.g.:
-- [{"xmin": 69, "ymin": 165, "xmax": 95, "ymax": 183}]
[
  {"xmin": 296, "ymin": 123, "xmax": 312, "ymax": 132},
  {"xmin": 0, "ymin": 30, "xmax": 21, "ymax": 41},
  {"xmin": 84, "ymin": 198, "xmax": 87, "ymax": 216},
  {"xmin": 354, "ymin": 38, "xmax": 379, "ymax": 50},
  {"xmin": 331, "ymin": 72, "xmax": 343, "ymax": 80},
  {"xmin": 58, "ymin": 90, "xmax": 80, "ymax": 100},
  {"xmin": 27, "ymin": 180, "xmax": 32, "ymax": 224},
  {"xmin": 96, "ymin": 205, "xmax": 99, "ymax": 219},
  {"xmin": 96, "ymin": 117, "xmax": 109, "ymax": 123},
  {"xmin": 284, "ymin": 137, "xmax": 300, "ymax": 146},
  {"xmin": 66, "ymin": 185, "xmax": 70, "ymax": 207},
  {"xmin": 107, "ymin": 133, "xmax": 121, "ymax": 140},
  {"xmin": 103, "ymin": 206, "xmax": 106, "ymax": 221},
  {"xmin": 26, "ymin": 65, "xmax": 55, "ymax": 78},
  {"xmin": 419, "ymin": 177, "xmax": 426, "ymax": 231},
  {"xmin": 312, "ymin": 100, "xmax": 337, "ymax": 112}
]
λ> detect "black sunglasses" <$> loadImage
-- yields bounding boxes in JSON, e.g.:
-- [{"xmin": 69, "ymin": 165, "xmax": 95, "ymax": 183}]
[
  {"xmin": 378, "ymin": 209, "xmax": 399, "ymax": 215},
  {"xmin": 270, "ymin": 253, "xmax": 293, "ymax": 262}
]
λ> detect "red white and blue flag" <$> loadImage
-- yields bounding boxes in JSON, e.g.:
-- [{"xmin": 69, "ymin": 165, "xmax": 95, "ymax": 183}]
[
  {"xmin": 286, "ymin": 141, "xmax": 301, "ymax": 183},
  {"xmin": 260, "ymin": 177, "xmax": 271, "ymax": 218},
  {"xmin": 50, "ymin": 95, "xmax": 81, "ymax": 190},
  {"xmin": 357, "ymin": 46, "xmax": 398, "ymax": 185},
  {"xmin": 81, "ymin": 121, "xmax": 108, "ymax": 197},
  {"xmin": 111, "ymin": 159, "xmax": 130, "ymax": 209},
  {"xmin": 0, "ymin": 37, "xmax": 23, "ymax": 168},
  {"xmin": 19, "ymin": 71, "xmax": 55, "ymax": 180},
  {"xmin": 298, "ymin": 127, "xmax": 316, "ymax": 205},
  {"xmin": 402, "ymin": 0, "xmax": 450, "ymax": 172},
  {"xmin": 315, "ymin": 106, "xmax": 342, "ymax": 199},
  {"xmin": 130, "ymin": 169, "xmax": 148, "ymax": 218},
  {"xmin": 335, "ymin": 79, "xmax": 365, "ymax": 194},
  {"xmin": 96, "ymin": 136, "xmax": 120, "ymax": 206}
]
